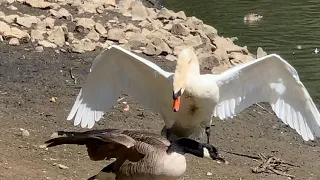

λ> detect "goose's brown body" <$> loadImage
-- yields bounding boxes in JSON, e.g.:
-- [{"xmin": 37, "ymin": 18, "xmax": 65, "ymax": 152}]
[{"xmin": 45, "ymin": 129, "xmax": 223, "ymax": 180}]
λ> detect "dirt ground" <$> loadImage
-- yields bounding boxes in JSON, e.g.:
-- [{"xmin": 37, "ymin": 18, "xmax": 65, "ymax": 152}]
[{"xmin": 1, "ymin": 2, "xmax": 320, "ymax": 180}]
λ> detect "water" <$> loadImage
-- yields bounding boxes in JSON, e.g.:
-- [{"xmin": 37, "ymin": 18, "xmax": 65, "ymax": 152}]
[{"xmin": 166, "ymin": 0, "xmax": 320, "ymax": 100}]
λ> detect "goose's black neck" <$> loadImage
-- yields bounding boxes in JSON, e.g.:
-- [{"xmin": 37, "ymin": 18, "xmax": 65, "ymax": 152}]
[{"xmin": 167, "ymin": 138, "xmax": 205, "ymax": 158}]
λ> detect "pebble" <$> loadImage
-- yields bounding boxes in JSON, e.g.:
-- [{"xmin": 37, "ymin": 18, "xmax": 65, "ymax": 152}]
[
  {"xmin": 35, "ymin": 46, "xmax": 44, "ymax": 52},
  {"xmin": 53, "ymin": 163, "xmax": 69, "ymax": 169},
  {"xmin": 9, "ymin": 38, "xmax": 19, "ymax": 46},
  {"xmin": 50, "ymin": 132, "xmax": 59, "ymax": 138},
  {"xmin": 19, "ymin": 128, "xmax": 30, "ymax": 137}
]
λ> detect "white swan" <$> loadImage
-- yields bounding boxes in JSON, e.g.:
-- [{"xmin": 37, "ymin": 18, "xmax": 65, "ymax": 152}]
[{"xmin": 67, "ymin": 45, "xmax": 320, "ymax": 143}]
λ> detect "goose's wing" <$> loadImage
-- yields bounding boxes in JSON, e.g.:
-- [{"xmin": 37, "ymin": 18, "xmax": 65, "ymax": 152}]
[
  {"xmin": 121, "ymin": 129, "xmax": 171, "ymax": 147},
  {"xmin": 67, "ymin": 45, "xmax": 173, "ymax": 128},
  {"xmin": 46, "ymin": 129, "xmax": 145, "ymax": 161},
  {"xmin": 211, "ymin": 54, "xmax": 320, "ymax": 141}
]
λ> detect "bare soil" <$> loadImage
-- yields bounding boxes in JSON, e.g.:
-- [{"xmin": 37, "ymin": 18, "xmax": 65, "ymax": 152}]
[{"xmin": 0, "ymin": 2, "xmax": 320, "ymax": 180}]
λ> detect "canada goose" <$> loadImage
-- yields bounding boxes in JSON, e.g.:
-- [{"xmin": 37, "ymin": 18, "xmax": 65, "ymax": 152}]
[
  {"xmin": 45, "ymin": 129, "xmax": 225, "ymax": 180},
  {"xmin": 243, "ymin": 13, "xmax": 263, "ymax": 22},
  {"xmin": 66, "ymin": 45, "xmax": 320, "ymax": 143}
]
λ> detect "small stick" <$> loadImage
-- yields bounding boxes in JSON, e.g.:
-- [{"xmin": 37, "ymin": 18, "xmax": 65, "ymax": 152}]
[
  {"xmin": 220, "ymin": 149, "xmax": 261, "ymax": 160},
  {"xmin": 255, "ymin": 103, "xmax": 274, "ymax": 115},
  {"xmin": 69, "ymin": 67, "xmax": 77, "ymax": 84}
]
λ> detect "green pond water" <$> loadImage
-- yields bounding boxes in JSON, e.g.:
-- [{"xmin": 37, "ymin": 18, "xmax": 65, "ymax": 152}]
[{"xmin": 166, "ymin": 0, "xmax": 320, "ymax": 101}]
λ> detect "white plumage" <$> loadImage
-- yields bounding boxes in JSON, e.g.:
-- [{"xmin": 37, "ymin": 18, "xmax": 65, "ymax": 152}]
[{"xmin": 67, "ymin": 45, "xmax": 320, "ymax": 142}]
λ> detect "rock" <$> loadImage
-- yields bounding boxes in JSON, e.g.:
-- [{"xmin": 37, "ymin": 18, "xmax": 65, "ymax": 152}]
[
  {"xmin": 107, "ymin": 28, "xmax": 125, "ymax": 41},
  {"xmin": 8, "ymin": 5, "xmax": 18, "ymax": 10},
  {"xmin": 150, "ymin": 37, "xmax": 172, "ymax": 54},
  {"xmin": 50, "ymin": 8, "xmax": 72, "ymax": 20},
  {"xmin": 6, "ymin": 0, "xmax": 16, "ymax": 4},
  {"xmin": 94, "ymin": 22, "xmax": 108, "ymax": 37},
  {"xmin": 185, "ymin": 16, "xmax": 203, "ymax": 30},
  {"xmin": 202, "ymin": 24, "xmax": 218, "ymax": 39},
  {"xmin": 101, "ymin": 0, "xmax": 116, "ymax": 7},
  {"xmin": 206, "ymin": 172, "xmax": 213, "ymax": 176},
  {"xmin": 36, "ymin": 17, "xmax": 55, "ymax": 30},
  {"xmin": 123, "ymin": 12, "xmax": 131, "ymax": 17},
  {"xmin": 149, "ymin": 19, "xmax": 163, "ymax": 30},
  {"xmin": 198, "ymin": 52, "xmax": 218, "ymax": 68},
  {"xmin": 50, "ymin": 132, "xmax": 59, "ymax": 138},
  {"xmin": 19, "ymin": 128, "xmax": 30, "ymax": 137},
  {"xmin": 124, "ymin": 23, "xmax": 140, "ymax": 33},
  {"xmin": 30, "ymin": 29, "xmax": 44, "ymax": 41},
  {"xmin": 118, "ymin": 39, "xmax": 127, "ymax": 44},
  {"xmin": 156, "ymin": 8, "xmax": 175, "ymax": 20},
  {"xmin": 85, "ymin": 29, "xmax": 100, "ymax": 41},
  {"xmin": 0, "ymin": 11, "xmax": 5, "ymax": 19},
  {"xmin": 0, "ymin": 20, "xmax": 11, "ymax": 34},
  {"xmin": 2, "ymin": 14, "xmax": 19, "ymax": 24},
  {"xmin": 75, "ymin": 18, "xmax": 96, "ymax": 33},
  {"xmin": 165, "ymin": 54, "xmax": 177, "ymax": 61},
  {"xmin": 119, "ymin": 42, "xmax": 131, "ymax": 51},
  {"xmin": 24, "ymin": 0, "xmax": 53, "ymax": 9},
  {"xmin": 182, "ymin": 35, "xmax": 202, "ymax": 47},
  {"xmin": 128, "ymin": 33, "xmax": 149, "ymax": 48},
  {"xmin": 76, "ymin": 2, "xmax": 98, "ymax": 14},
  {"xmin": 4, "ymin": 27, "xmax": 30, "ymax": 39},
  {"xmin": 163, "ymin": 23, "xmax": 172, "ymax": 30},
  {"xmin": 145, "ymin": 29, "xmax": 169, "ymax": 41},
  {"xmin": 117, "ymin": 0, "xmax": 134, "ymax": 13},
  {"xmin": 175, "ymin": 11, "xmax": 187, "ymax": 20},
  {"xmin": 38, "ymin": 40, "xmax": 57, "ymax": 48},
  {"xmin": 146, "ymin": 8, "xmax": 157, "ymax": 19},
  {"xmin": 229, "ymin": 52, "xmax": 254, "ymax": 65},
  {"xmin": 71, "ymin": 38, "xmax": 96, "ymax": 53},
  {"xmin": 35, "ymin": 46, "xmax": 44, "ymax": 52},
  {"xmin": 131, "ymin": 1, "xmax": 148, "ymax": 21},
  {"xmin": 16, "ymin": 16, "xmax": 41, "ymax": 28},
  {"xmin": 171, "ymin": 23, "xmax": 190, "ymax": 36},
  {"xmin": 212, "ymin": 36, "xmax": 242, "ymax": 53},
  {"xmin": 53, "ymin": 163, "xmax": 69, "ymax": 170},
  {"xmin": 68, "ymin": 32, "xmax": 74, "ymax": 41},
  {"xmin": 143, "ymin": 43, "xmax": 162, "ymax": 56},
  {"xmin": 9, "ymin": 38, "xmax": 19, "ymax": 45},
  {"xmin": 257, "ymin": 47, "xmax": 267, "ymax": 58},
  {"xmin": 165, "ymin": 35, "xmax": 183, "ymax": 48},
  {"xmin": 47, "ymin": 27, "xmax": 66, "ymax": 47}
]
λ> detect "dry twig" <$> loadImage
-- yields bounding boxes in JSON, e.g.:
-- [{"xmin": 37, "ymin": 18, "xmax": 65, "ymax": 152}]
[
  {"xmin": 255, "ymin": 103, "xmax": 275, "ymax": 115},
  {"xmin": 252, "ymin": 153, "xmax": 298, "ymax": 178},
  {"xmin": 69, "ymin": 67, "xmax": 77, "ymax": 84}
]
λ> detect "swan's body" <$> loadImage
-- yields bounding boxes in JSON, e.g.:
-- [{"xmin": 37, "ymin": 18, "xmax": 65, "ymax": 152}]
[
  {"xmin": 67, "ymin": 45, "xmax": 320, "ymax": 142},
  {"xmin": 45, "ymin": 129, "xmax": 224, "ymax": 180}
]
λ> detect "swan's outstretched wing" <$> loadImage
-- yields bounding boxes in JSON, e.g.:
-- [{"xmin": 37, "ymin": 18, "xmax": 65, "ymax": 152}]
[
  {"xmin": 67, "ymin": 45, "xmax": 173, "ymax": 128},
  {"xmin": 212, "ymin": 54, "xmax": 320, "ymax": 141}
]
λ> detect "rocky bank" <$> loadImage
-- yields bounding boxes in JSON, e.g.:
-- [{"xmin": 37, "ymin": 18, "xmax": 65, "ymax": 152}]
[{"xmin": 0, "ymin": 0, "xmax": 267, "ymax": 74}]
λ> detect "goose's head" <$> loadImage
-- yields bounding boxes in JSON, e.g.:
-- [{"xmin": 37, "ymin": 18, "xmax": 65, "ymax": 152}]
[
  {"xmin": 172, "ymin": 47, "xmax": 198, "ymax": 112},
  {"xmin": 170, "ymin": 138, "xmax": 226, "ymax": 163},
  {"xmin": 201, "ymin": 143, "xmax": 226, "ymax": 163}
]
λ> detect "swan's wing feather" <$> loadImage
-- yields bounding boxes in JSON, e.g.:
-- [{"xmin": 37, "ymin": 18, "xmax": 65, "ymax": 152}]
[
  {"xmin": 67, "ymin": 45, "xmax": 173, "ymax": 128},
  {"xmin": 212, "ymin": 54, "xmax": 320, "ymax": 141}
]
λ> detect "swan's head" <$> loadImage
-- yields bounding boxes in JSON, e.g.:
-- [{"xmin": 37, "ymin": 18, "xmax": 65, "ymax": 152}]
[{"xmin": 172, "ymin": 47, "xmax": 197, "ymax": 112}]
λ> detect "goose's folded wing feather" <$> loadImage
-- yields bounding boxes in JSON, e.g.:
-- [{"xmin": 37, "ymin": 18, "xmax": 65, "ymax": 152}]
[
  {"xmin": 67, "ymin": 45, "xmax": 173, "ymax": 128},
  {"xmin": 212, "ymin": 54, "xmax": 320, "ymax": 141}
]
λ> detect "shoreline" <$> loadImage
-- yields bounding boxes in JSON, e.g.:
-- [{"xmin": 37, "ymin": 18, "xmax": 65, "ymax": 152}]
[{"xmin": 0, "ymin": 0, "xmax": 264, "ymax": 74}]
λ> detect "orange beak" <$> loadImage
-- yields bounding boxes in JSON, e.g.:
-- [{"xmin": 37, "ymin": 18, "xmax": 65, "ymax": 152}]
[{"xmin": 172, "ymin": 96, "xmax": 181, "ymax": 112}]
